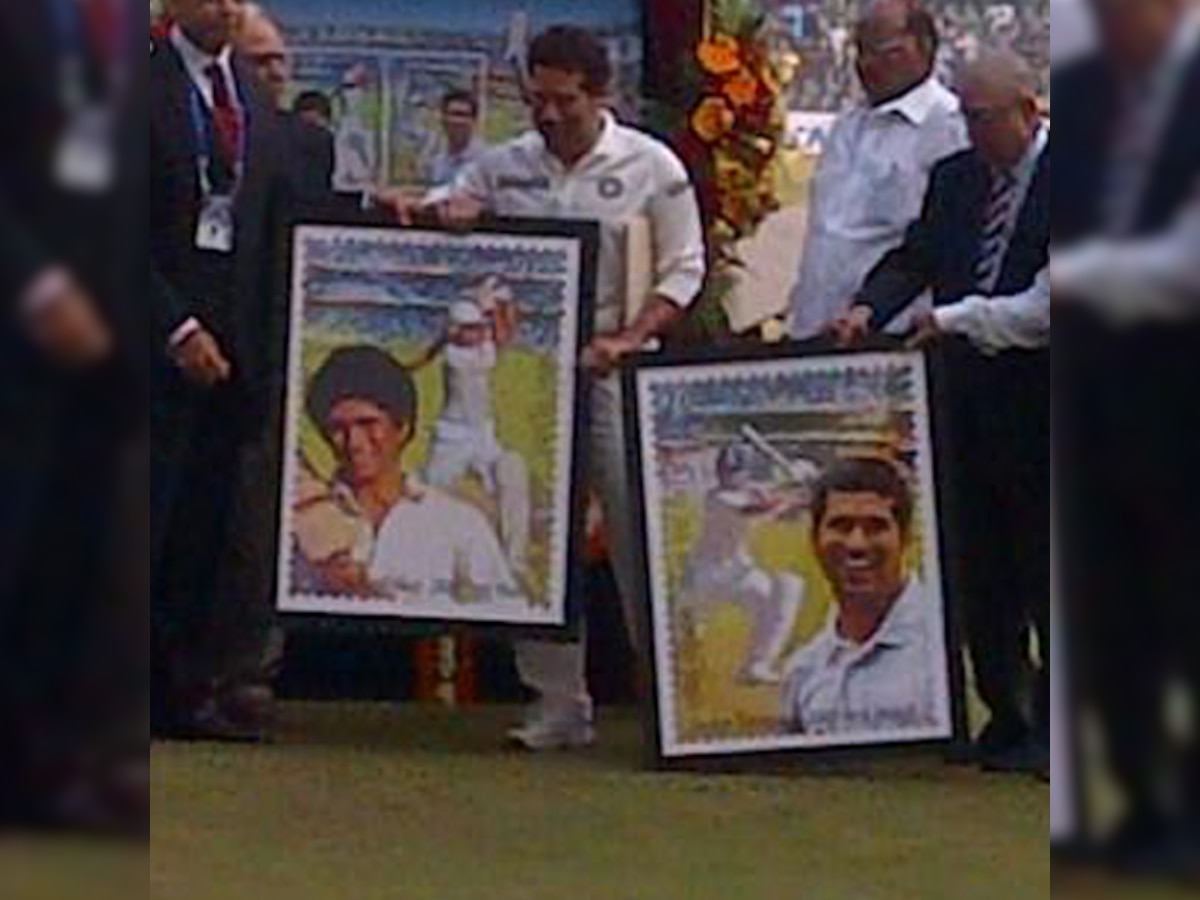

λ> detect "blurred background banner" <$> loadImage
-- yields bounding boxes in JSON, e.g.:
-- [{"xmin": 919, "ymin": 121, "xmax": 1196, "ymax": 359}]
[{"xmin": 253, "ymin": 0, "xmax": 645, "ymax": 190}]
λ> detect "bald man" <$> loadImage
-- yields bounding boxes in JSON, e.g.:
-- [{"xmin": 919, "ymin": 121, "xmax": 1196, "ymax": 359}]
[
  {"xmin": 236, "ymin": 3, "xmax": 290, "ymax": 109},
  {"xmin": 834, "ymin": 49, "xmax": 1051, "ymax": 777}
]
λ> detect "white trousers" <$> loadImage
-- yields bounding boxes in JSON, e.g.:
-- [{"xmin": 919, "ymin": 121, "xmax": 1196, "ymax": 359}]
[
  {"xmin": 425, "ymin": 421, "xmax": 532, "ymax": 573},
  {"xmin": 513, "ymin": 377, "xmax": 638, "ymax": 725}
]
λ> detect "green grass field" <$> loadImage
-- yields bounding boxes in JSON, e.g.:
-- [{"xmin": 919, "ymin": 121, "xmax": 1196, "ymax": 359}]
[{"xmin": 123, "ymin": 703, "xmax": 1051, "ymax": 899}]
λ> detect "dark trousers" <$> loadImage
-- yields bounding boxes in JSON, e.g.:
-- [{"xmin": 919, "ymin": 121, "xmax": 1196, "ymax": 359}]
[
  {"xmin": 1060, "ymin": 315, "xmax": 1200, "ymax": 825},
  {"xmin": 941, "ymin": 347, "xmax": 1051, "ymax": 744},
  {"xmin": 151, "ymin": 381, "xmax": 273, "ymax": 708},
  {"xmin": 0, "ymin": 386, "xmax": 138, "ymax": 791}
]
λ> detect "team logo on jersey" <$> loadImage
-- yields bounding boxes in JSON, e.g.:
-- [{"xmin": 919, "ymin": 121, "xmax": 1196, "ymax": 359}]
[{"xmin": 598, "ymin": 176, "xmax": 625, "ymax": 199}]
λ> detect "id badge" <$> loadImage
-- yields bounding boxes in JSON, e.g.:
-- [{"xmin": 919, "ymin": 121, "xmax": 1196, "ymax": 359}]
[
  {"xmin": 195, "ymin": 195, "xmax": 236, "ymax": 254},
  {"xmin": 54, "ymin": 108, "xmax": 115, "ymax": 193}
]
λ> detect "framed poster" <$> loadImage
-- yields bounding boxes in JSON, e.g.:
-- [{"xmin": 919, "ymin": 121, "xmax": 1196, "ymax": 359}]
[
  {"xmin": 626, "ymin": 347, "xmax": 967, "ymax": 764},
  {"xmin": 270, "ymin": 0, "xmax": 647, "ymax": 189},
  {"xmin": 277, "ymin": 215, "xmax": 598, "ymax": 636}
]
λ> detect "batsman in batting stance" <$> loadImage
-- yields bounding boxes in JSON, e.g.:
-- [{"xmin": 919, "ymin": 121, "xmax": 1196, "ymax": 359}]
[
  {"xmin": 414, "ymin": 277, "xmax": 533, "ymax": 581},
  {"xmin": 680, "ymin": 428, "xmax": 820, "ymax": 685}
]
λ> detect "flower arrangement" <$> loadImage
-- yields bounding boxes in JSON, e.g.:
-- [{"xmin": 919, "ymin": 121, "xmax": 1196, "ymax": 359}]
[{"xmin": 681, "ymin": 0, "xmax": 793, "ymax": 334}]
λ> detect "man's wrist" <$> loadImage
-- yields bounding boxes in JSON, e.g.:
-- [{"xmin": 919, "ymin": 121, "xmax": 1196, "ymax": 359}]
[{"xmin": 933, "ymin": 297, "xmax": 983, "ymax": 336}]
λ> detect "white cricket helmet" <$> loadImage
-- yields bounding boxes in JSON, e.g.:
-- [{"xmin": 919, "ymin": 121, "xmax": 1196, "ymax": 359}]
[{"xmin": 449, "ymin": 301, "xmax": 485, "ymax": 327}]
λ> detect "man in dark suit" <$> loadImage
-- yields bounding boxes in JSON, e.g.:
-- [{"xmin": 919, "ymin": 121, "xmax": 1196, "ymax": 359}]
[
  {"xmin": 150, "ymin": 0, "xmax": 287, "ymax": 742},
  {"xmin": 1054, "ymin": 0, "xmax": 1200, "ymax": 865},
  {"xmin": 0, "ymin": 0, "xmax": 148, "ymax": 833},
  {"xmin": 831, "ymin": 49, "xmax": 1050, "ymax": 776},
  {"xmin": 235, "ymin": 2, "xmax": 335, "ymax": 201}
]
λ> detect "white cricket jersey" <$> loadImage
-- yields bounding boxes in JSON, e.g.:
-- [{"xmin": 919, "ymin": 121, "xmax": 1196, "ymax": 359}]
[
  {"xmin": 440, "ymin": 342, "xmax": 497, "ymax": 429},
  {"xmin": 368, "ymin": 479, "xmax": 521, "ymax": 606},
  {"xmin": 691, "ymin": 488, "xmax": 764, "ymax": 565},
  {"xmin": 438, "ymin": 112, "xmax": 707, "ymax": 333}
]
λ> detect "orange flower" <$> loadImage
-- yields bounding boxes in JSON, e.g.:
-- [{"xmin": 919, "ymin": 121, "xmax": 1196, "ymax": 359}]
[
  {"xmin": 723, "ymin": 69, "xmax": 760, "ymax": 108},
  {"xmin": 697, "ymin": 35, "xmax": 742, "ymax": 76},
  {"xmin": 691, "ymin": 96, "xmax": 736, "ymax": 144}
]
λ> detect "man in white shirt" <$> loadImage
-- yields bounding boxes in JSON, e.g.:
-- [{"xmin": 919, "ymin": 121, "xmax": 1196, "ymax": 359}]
[
  {"xmin": 420, "ymin": 89, "xmax": 487, "ymax": 188},
  {"xmin": 401, "ymin": 25, "xmax": 707, "ymax": 749},
  {"xmin": 782, "ymin": 458, "xmax": 949, "ymax": 739},
  {"xmin": 787, "ymin": 0, "xmax": 969, "ymax": 339}
]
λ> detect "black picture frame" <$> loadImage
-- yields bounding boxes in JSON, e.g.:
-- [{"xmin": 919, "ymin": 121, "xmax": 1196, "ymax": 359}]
[
  {"xmin": 623, "ymin": 339, "xmax": 970, "ymax": 770},
  {"xmin": 276, "ymin": 207, "xmax": 599, "ymax": 643}
]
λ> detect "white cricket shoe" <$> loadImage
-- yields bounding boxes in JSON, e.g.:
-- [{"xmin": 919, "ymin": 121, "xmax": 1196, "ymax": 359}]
[
  {"xmin": 506, "ymin": 717, "xmax": 596, "ymax": 752},
  {"xmin": 738, "ymin": 662, "xmax": 783, "ymax": 685}
]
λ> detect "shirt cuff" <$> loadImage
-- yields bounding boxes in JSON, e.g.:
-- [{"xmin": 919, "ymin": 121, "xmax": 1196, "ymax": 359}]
[
  {"xmin": 19, "ymin": 267, "xmax": 73, "ymax": 318},
  {"xmin": 933, "ymin": 297, "xmax": 986, "ymax": 336},
  {"xmin": 169, "ymin": 317, "xmax": 203, "ymax": 349},
  {"xmin": 654, "ymin": 272, "xmax": 705, "ymax": 310}
]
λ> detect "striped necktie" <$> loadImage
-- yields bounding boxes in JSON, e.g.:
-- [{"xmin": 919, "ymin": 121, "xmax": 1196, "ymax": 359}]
[{"xmin": 974, "ymin": 169, "xmax": 1019, "ymax": 294}]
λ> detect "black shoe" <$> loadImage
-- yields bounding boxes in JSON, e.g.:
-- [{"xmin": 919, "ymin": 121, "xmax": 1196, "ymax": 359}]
[
  {"xmin": 154, "ymin": 680, "xmax": 274, "ymax": 744},
  {"xmin": 1105, "ymin": 815, "xmax": 1197, "ymax": 881},
  {"xmin": 980, "ymin": 734, "xmax": 1047, "ymax": 776},
  {"xmin": 2, "ymin": 757, "xmax": 148, "ymax": 840}
]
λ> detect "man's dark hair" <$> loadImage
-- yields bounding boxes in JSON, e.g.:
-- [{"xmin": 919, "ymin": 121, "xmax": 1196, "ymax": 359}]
[
  {"xmin": 527, "ymin": 25, "xmax": 613, "ymax": 95},
  {"xmin": 307, "ymin": 346, "xmax": 418, "ymax": 439},
  {"xmin": 441, "ymin": 88, "xmax": 480, "ymax": 118},
  {"xmin": 811, "ymin": 457, "xmax": 915, "ymax": 536},
  {"xmin": 293, "ymin": 90, "xmax": 333, "ymax": 121}
]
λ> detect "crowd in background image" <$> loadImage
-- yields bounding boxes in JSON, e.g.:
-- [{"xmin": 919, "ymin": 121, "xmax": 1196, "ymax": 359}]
[{"xmin": 771, "ymin": 0, "xmax": 1050, "ymax": 110}]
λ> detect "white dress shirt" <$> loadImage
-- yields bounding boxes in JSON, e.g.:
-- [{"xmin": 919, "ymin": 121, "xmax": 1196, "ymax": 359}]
[
  {"xmin": 934, "ymin": 127, "xmax": 1051, "ymax": 354},
  {"xmin": 1051, "ymin": 0, "xmax": 1096, "ymax": 70},
  {"xmin": 436, "ymin": 112, "xmax": 707, "ymax": 334},
  {"xmin": 781, "ymin": 579, "xmax": 949, "ymax": 738},
  {"xmin": 169, "ymin": 24, "xmax": 239, "ymax": 116},
  {"xmin": 787, "ymin": 77, "xmax": 969, "ymax": 339}
]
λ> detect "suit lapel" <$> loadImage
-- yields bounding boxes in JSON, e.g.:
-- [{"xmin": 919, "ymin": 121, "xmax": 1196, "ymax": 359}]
[
  {"xmin": 232, "ymin": 55, "xmax": 268, "ymax": 215},
  {"xmin": 151, "ymin": 39, "xmax": 200, "ymax": 169}
]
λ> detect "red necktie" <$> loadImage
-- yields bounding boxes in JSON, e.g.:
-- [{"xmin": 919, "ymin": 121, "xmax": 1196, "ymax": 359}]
[
  {"xmin": 80, "ymin": 0, "xmax": 124, "ymax": 70},
  {"xmin": 205, "ymin": 62, "xmax": 243, "ymax": 174}
]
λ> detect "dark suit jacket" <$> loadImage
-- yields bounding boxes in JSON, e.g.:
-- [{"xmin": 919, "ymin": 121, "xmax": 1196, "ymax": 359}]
[
  {"xmin": 856, "ymin": 144, "xmax": 1050, "ymax": 469},
  {"xmin": 149, "ymin": 33, "xmax": 289, "ymax": 428},
  {"xmin": 282, "ymin": 112, "xmax": 336, "ymax": 204},
  {"xmin": 858, "ymin": 146, "xmax": 1050, "ymax": 331},
  {"xmin": 1054, "ymin": 48, "xmax": 1200, "ymax": 245},
  {"xmin": 1053, "ymin": 44, "xmax": 1200, "ymax": 476},
  {"xmin": 0, "ymin": 0, "xmax": 151, "ymax": 427}
]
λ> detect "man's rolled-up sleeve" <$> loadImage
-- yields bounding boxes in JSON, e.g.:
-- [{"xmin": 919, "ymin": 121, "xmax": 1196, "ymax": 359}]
[{"xmin": 646, "ymin": 154, "xmax": 707, "ymax": 308}]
